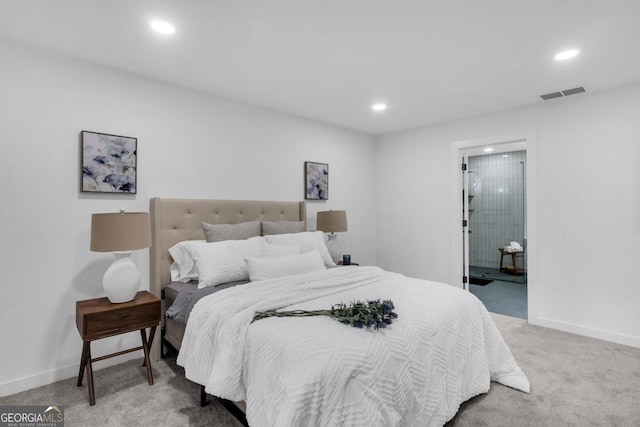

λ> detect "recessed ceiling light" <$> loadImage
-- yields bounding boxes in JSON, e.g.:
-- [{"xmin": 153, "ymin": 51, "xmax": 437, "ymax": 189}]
[
  {"xmin": 371, "ymin": 103, "xmax": 387, "ymax": 112},
  {"xmin": 483, "ymin": 147, "xmax": 494, "ymax": 153},
  {"xmin": 554, "ymin": 49, "xmax": 579, "ymax": 61},
  {"xmin": 150, "ymin": 20, "xmax": 175, "ymax": 35}
]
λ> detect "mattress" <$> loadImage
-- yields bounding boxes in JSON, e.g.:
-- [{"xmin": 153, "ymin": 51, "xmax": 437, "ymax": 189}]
[
  {"xmin": 165, "ymin": 282, "xmax": 194, "ymax": 310},
  {"xmin": 164, "ymin": 282, "xmax": 195, "ymax": 351},
  {"xmin": 163, "ymin": 280, "xmax": 248, "ymax": 351}
]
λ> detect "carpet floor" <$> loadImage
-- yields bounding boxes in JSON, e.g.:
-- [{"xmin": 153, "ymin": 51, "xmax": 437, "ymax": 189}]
[
  {"xmin": 2, "ymin": 314, "xmax": 639, "ymax": 426},
  {"xmin": 0, "ymin": 357, "xmax": 244, "ymax": 427}
]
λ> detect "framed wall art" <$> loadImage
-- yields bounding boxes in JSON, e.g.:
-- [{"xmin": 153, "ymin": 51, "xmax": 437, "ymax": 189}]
[
  {"xmin": 305, "ymin": 161, "xmax": 328, "ymax": 200},
  {"xmin": 81, "ymin": 130, "xmax": 137, "ymax": 193}
]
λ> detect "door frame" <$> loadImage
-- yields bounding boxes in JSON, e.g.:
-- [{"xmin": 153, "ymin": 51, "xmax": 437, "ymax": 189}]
[{"xmin": 450, "ymin": 131, "xmax": 538, "ymax": 321}]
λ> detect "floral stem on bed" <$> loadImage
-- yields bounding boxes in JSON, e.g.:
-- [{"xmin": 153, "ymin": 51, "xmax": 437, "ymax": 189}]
[{"xmin": 252, "ymin": 299, "xmax": 398, "ymax": 330}]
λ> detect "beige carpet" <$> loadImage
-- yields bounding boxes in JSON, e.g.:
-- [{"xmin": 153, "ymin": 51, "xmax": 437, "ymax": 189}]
[
  {"xmin": 2, "ymin": 313, "xmax": 639, "ymax": 426},
  {"xmin": 447, "ymin": 313, "xmax": 640, "ymax": 426},
  {"xmin": 0, "ymin": 357, "xmax": 243, "ymax": 427}
]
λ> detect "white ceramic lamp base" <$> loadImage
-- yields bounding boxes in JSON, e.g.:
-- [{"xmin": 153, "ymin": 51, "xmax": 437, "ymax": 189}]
[
  {"xmin": 325, "ymin": 233, "xmax": 342, "ymax": 264},
  {"xmin": 103, "ymin": 251, "xmax": 141, "ymax": 303}
]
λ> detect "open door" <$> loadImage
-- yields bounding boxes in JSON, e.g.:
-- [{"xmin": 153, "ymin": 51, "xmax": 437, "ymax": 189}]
[
  {"xmin": 461, "ymin": 151, "xmax": 470, "ymax": 290},
  {"xmin": 451, "ymin": 132, "xmax": 535, "ymax": 319}
]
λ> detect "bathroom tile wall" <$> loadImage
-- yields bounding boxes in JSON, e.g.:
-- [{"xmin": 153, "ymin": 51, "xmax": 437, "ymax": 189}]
[{"xmin": 468, "ymin": 151, "xmax": 526, "ymax": 269}]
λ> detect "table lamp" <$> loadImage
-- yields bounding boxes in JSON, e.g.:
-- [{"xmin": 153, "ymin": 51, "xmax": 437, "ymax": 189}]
[
  {"xmin": 90, "ymin": 211, "xmax": 151, "ymax": 303},
  {"xmin": 316, "ymin": 210, "xmax": 347, "ymax": 263}
]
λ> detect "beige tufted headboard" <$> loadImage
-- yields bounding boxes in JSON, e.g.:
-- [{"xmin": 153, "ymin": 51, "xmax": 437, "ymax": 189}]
[
  {"xmin": 149, "ymin": 198, "xmax": 306, "ymax": 299},
  {"xmin": 149, "ymin": 198, "xmax": 306, "ymax": 360}
]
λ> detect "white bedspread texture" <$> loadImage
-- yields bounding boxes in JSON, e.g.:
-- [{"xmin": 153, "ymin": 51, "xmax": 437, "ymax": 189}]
[{"xmin": 177, "ymin": 266, "xmax": 529, "ymax": 427}]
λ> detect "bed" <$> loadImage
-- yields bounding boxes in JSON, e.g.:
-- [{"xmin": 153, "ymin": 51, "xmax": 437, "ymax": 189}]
[
  {"xmin": 150, "ymin": 197, "xmax": 529, "ymax": 426},
  {"xmin": 149, "ymin": 197, "xmax": 306, "ymax": 359}
]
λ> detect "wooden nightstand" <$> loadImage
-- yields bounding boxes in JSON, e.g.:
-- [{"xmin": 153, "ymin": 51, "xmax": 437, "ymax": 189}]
[
  {"xmin": 76, "ymin": 291, "xmax": 161, "ymax": 406},
  {"xmin": 337, "ymin": 261, "xmax": 359, "ymax": 266}
]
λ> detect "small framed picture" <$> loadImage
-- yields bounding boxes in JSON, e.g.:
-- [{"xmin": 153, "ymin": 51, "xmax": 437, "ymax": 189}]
[
  {"xmin": 305, "ymin": 161, "xmax": 329, "ymax": 200},
  {"xmin": 81, "ymin": 130, "xmax": 137, "ymax": 193}
]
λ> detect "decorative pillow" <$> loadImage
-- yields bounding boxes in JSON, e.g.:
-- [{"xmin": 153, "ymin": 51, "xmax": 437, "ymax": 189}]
[
  {"xmin": 261, "ymin": 220, "xmax": 306, "ymax": 236},
  {"xmin": 261, "ymin": 242, "xmax": 301, "ymax": 258},
  {"xmin": 245, "ymin": 250, "xmax": 326, "ymax": 281},
  {"xmin": 264, "ymin": 231, "xmax": 336, "ymax": 267},
  {"xmin": 201, "ymin": 220, "xmax": 261, "ymax": 243},
  {"xmin": 168, "ymin": 240, "xmax": 207, "ymax": 282},
  {"xmin": 188, "ymin": 236, "xmax": 264, "ymax": 288}
]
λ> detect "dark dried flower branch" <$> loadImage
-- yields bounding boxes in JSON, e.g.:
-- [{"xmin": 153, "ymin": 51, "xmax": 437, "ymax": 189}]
[{"xmin": 253, "ymin": 299, "xmax": 398, "ymax": 331}]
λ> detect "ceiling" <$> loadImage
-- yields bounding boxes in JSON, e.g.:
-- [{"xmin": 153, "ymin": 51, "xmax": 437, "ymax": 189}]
[{"xmin": 1, "ymin": 0, "xmax": 639, "ymax": 135}]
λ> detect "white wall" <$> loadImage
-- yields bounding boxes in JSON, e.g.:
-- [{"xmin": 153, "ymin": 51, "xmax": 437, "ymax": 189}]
[
  {"xmin": 0, "ymin": 39, "xmax": 376, "ymax": 395},
  {"xmin": 375, "ymin": 83, "xmax": 640, "ymax": 348}
]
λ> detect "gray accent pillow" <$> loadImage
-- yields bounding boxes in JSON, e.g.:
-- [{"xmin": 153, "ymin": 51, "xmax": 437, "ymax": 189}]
[
  {"xmin": 201, "ymin": 220, "xmax": 261, "ymax": 242},
  {"xmin": 262, "ymin": 220, "xmax": 306, "ymax": 236}
]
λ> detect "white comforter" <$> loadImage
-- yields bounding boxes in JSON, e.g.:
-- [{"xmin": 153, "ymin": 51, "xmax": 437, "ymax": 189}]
[{"xmin": 177, "ymin": 266, "xmax": 529, "ymax": 427}]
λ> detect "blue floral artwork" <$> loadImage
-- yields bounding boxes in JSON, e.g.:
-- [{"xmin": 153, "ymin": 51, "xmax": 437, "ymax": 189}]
[
  {"xmin": 81, "ymin": 131, "xmax": 137, "ymax": 193},
  {"xmin": 305, "ymin": 161, "xmax": 329, "ymax": 200}
]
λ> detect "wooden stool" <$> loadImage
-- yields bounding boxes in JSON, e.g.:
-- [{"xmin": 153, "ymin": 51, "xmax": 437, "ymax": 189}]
[{"xmin": 499, "ymin": 248, "xmax": 524, "ymax": 275}]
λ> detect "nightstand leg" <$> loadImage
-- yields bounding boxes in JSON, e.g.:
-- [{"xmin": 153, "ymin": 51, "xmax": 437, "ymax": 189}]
[
  {"xmin": 77, "ymin": 341, "xmax": 89, "ymax": 386},
  {"xmin": 148, "ymin": 325, "xmax": 156, "ymax": 352},
  {"xmin": 140, "ymin": 328, "xmax": 154, "ymax": 385},
  {"xmin": 85, "ymin": 344, "xmax": 95, "ymax": 406},
  {"xmin": 142, "ymin": 326, "xmax": 157, "ymax": 368}
]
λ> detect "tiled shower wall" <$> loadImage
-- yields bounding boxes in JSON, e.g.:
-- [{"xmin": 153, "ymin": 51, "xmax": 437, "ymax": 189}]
[{"xmin": 468, "ymin": 151, "xmax": 526, "ymax": 269}]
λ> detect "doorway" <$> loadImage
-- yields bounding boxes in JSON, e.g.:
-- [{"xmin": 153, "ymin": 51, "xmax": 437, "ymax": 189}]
[
  {"xmin": 467, "ymin": 149, "xmax": 527, "ymax": 319},
  {"xmin": 450, "ymin": 132, "xmax": 537, "ymax": 322}
]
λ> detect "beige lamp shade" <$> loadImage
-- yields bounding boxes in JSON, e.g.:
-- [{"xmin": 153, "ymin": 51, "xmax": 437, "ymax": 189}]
[
  {"xmin": 90, "ymin": 212, "xmax": 151, "ymax": 252},
  {"xmin": 316, "ymin": 210, "xmax": 347, "ymax": 233}
]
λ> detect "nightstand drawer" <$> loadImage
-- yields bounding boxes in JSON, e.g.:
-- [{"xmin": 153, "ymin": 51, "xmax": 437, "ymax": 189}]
[
  {"xmin": 84, "ymin": 303, "xmax": 159, "ymax": 337},
  {"xmin": 76, "ymin": 291, "xmax": 161, "ymax": 340}
]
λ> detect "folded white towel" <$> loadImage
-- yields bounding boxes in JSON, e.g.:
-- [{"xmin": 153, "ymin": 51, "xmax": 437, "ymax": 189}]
[{"xmin": 503, "ymin": 244, "xmax": 523, "ymax": 253}]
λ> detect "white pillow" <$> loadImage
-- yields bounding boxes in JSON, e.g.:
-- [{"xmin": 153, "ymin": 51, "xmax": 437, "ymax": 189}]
[
  {"xmin": 261, "ymin": 242, "xmax": 301, "ymax": 258},
  {"xmin": 245, "ymin": 250, "xmax": 326, "ymax": 281},
  {"xmin": 265, "ymin": 231, "xmax": 336, "ymax": 267},
  {"xmin": 188, "ymin": 236, "xmax": 264, "ymax": 288},
  {"xmin": 168, "ymin": 240, "xmax": 206, "ymax": 282}
]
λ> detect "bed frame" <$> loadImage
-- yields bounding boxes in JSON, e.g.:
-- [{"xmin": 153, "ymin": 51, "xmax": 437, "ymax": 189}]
[{"xmin": 149, "ymin": 197, "xmax": 306, "ymax": 361}]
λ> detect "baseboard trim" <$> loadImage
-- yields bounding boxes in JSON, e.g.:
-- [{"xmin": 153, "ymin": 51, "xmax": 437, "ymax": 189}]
[
  {"xmin": 0, "ymin": 353, "xmax": 140, "ymax": 397},
  {"xmin": 529, "ymin": 316, "xmax": 640, "ymax": 349}
]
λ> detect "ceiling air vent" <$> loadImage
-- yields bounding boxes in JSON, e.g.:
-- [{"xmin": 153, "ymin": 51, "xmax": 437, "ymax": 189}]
[
  {"xmin": 562, "ymin": 86, "xmax": 586, "ymax": 96},
  {"xmin": 540, "ymin": 92, "xmax": 563, "ymax": 100},
  {"xmin": 541, "ymin": 86, "xmax": 586, "ymax": 100}
]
